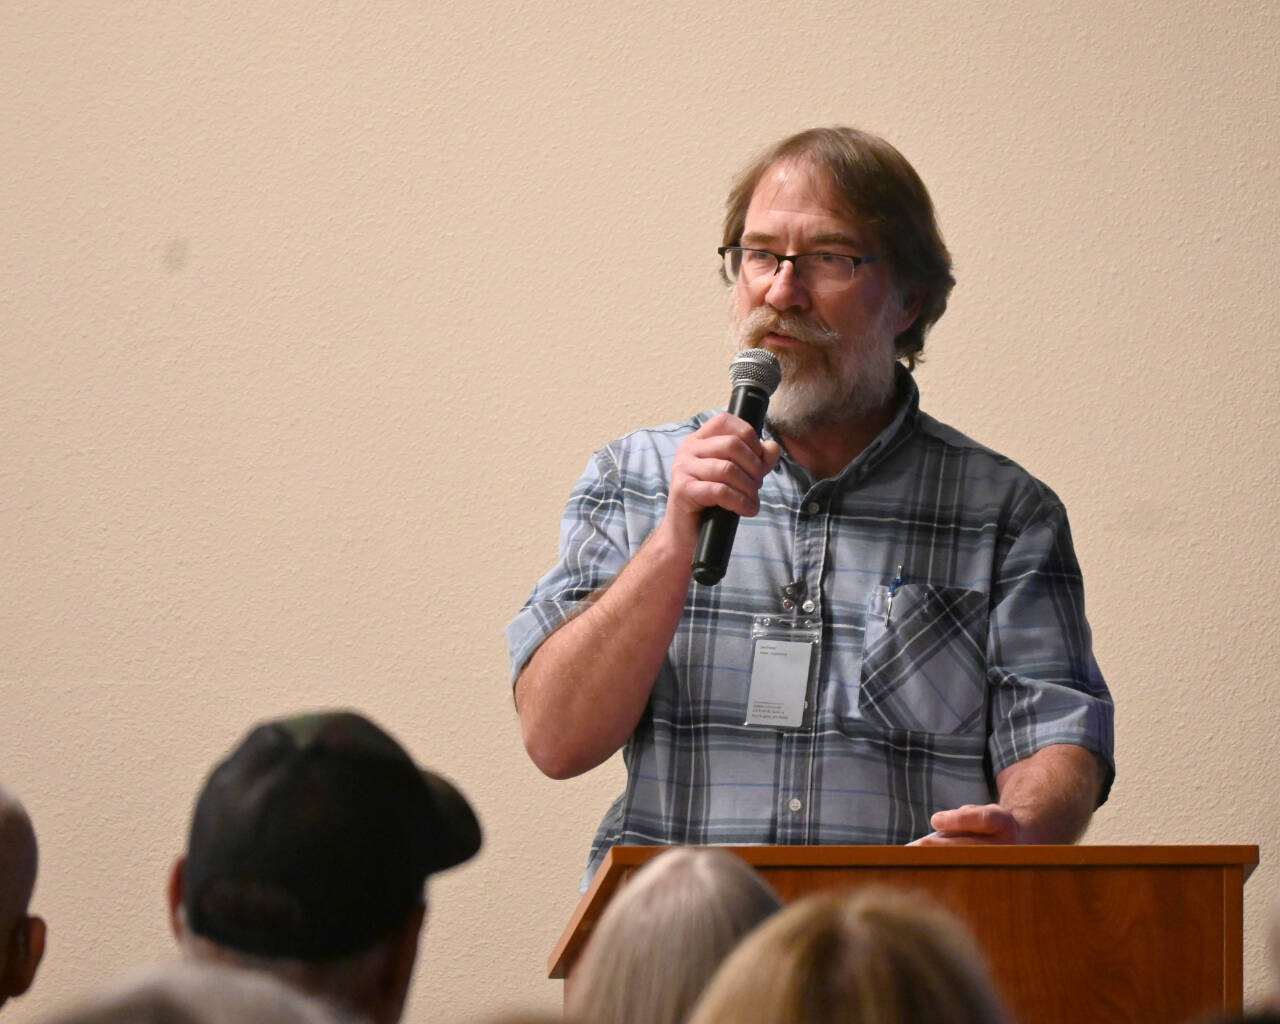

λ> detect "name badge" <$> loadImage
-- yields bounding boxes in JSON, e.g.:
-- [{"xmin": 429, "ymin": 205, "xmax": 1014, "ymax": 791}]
[{"xmin": 744, "ymin": 615, "xmax": 820, "ymax": 730}]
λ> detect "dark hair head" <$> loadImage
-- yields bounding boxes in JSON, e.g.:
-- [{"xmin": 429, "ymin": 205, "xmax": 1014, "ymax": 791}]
[{"xmin": 184, "ymin": 711, "xmax": 481, "ymax": 959}]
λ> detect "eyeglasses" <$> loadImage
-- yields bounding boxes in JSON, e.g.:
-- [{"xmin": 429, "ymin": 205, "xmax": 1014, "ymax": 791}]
[{"xmin": 719, "ymin": 246, "xmax": 883, "ymax": 293}]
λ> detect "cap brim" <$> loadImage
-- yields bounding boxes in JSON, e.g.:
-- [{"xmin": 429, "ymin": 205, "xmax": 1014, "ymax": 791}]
[{"xmin": 421, "ymin": 769, "xmax": 482, "ymax": 873}]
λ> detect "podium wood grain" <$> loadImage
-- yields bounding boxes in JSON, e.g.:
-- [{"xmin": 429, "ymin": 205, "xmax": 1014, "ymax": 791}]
[{"xmin": 548, "ymin": 845, "xmax": 1257, "ymax": 1024}]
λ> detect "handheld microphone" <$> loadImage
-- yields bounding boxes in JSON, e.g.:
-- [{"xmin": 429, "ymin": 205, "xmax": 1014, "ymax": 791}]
[{"xmin": 691, "ymin": 348, "xmax": 783, "ymax": 586}]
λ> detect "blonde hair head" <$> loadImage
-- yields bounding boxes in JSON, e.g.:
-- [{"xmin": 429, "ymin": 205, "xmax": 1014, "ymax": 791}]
[{"xmin": 689, "ymin": 886, "xmax": 1008, "ymax": 1024}]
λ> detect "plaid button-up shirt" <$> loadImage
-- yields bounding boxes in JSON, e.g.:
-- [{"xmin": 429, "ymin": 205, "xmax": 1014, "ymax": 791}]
[{"xmin": 508, "ymin": 373, "xmax": 1115, "ymax": 883}]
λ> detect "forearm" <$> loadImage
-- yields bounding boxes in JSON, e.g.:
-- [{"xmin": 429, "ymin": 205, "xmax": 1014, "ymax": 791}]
[
  {"xmin": 515, "ymin": 520, "xmax": 694, "ymax": 779},
  {"xmin": 919, "ymin": 743, "xmax": 1104, "ymax": 845},
  {"xmin": 995, "ymin": 743, "xmax": 1105, "ymax": 844},
  {"xmin": 517, "ymin": 413, "xmax": 779, "ymax": 780}
]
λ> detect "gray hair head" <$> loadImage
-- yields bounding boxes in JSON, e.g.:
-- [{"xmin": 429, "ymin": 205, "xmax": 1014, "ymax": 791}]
[
  {"xmin": 567, "ymin": 848, "xmax": 782, "ymax": 1024},
  {"xmin": 35, "ymin": 960, "xmax": 352, "ymax": 1024}
]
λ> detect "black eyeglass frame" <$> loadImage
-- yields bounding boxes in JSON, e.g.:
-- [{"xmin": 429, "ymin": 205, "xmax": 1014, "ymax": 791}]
[{"xmin": 717, "ymin": 245, "xmax": 884, "ymax": 288}]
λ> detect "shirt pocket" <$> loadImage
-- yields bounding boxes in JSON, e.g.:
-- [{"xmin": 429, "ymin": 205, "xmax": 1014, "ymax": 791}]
[{"xmin": 856, "ymin": 584, "xmax": 989, "ymax": 735}]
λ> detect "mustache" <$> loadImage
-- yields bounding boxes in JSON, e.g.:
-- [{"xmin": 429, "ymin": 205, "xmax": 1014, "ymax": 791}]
[{"xmin": 736, "ymin": 307, "xmax": 841, "ymax": 348}]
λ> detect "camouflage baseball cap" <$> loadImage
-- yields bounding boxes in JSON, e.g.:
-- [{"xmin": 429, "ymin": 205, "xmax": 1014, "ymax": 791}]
[{"xmin": 183, "ymin": 710, "xmax": 481, "ymax": 959}]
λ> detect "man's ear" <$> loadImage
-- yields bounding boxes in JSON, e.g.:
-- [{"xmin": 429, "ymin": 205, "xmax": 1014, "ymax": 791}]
[
  {"xmin": 2, "ymin": 914, "xmax": 45, "ymax": 1000},
  {"xmin": 379, "ymin": 902, "xmax": 426, "ymax": 1019},
  {"xmin": 391, "ymin": 902, "xmax": 425, "ymax": 987},
  {"xmin": 167, "ymin": 855, "xmax": 187, "ymax": 940},
  {"xmin": 895, "ymin": 286, "xmax": 925, "ymax": 337}
]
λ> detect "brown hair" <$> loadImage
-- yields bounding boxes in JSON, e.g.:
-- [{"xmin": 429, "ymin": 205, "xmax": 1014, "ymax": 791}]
[
  {"xmin": 688, "ymin": 887, "xmax": 1008, "ymax": 1024},
  {"xmin": 723, "ymin": 127, "xmax": 954, "ymax": 369}
]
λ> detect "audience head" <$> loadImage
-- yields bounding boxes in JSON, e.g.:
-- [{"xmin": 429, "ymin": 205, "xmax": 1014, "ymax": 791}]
[
  {"xmin": 688, "ymin": 886, "xmax": 1008, "ymax": 1024},
  {"xmin": 1269, "ymin": 888, "xmax": 1280, "ymax": 1003},
  {"xmin": 480, "ymin": 1016, "xmax": 585, "ymax": 1024},
  {"xmin": 0, "ymin": 783, "xmax": 44, "ymax": 1012},
  {"xmin": 567, "ymin": 847, "xmax": 781, "ymax": 1024},
  {"xmin": 169, "ymin": 710, "xmax": 482, "ymax": 1024},
  {"xmin": 35, "ymin": 960, "xmax": 349, "ymax": 1024}
]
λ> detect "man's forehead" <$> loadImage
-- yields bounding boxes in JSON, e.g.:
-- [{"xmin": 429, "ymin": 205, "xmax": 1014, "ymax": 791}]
[{"xmin": 743, "ymin": 159, "xmax": 870, "ymax": 243}]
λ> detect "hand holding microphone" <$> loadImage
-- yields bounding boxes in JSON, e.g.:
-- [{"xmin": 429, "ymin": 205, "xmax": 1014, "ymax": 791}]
[{"xmin": 689, "ymin": 349, "xmax": 782, "ymax": 586}]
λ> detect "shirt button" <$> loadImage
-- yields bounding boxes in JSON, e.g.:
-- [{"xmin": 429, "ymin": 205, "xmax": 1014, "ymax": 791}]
[
  {"xmin": 805, "ymin": 502, "xmax": 820, "ymax": 514},
  {"xmin": 788, "ymin": 798, "xmax": 802, "ymax": 812},
  {"xmin": 801, "ymin": 600, "xmax": 815, "ymax": 613}
]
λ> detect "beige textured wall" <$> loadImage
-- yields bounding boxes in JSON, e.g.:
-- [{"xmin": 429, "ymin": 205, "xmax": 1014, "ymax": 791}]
[{"xmin": 3, "ymin": 1, "xmax": 1277, "ymax": 1020}]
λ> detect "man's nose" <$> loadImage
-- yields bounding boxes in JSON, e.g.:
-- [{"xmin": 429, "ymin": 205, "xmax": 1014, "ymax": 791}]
[{"xmin": 763, "ymin": 258, "xmax": 811, "ymax": 312}]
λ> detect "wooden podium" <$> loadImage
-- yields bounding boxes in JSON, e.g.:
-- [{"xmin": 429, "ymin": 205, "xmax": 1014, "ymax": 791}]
[{"xmin": 549, "ymin": 845, "xmax": 1258, "ymax": 1024}]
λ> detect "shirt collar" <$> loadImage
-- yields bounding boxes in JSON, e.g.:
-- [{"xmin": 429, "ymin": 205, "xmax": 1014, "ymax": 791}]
[{"xmin": 764, "ymin": 364, "xmax": 920, "ymax": 485}]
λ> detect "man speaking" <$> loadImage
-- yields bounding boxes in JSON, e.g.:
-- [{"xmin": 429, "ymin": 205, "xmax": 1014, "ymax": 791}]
[{"xmin": 506, "ymin": 127, "xmax": 1114, "ymax": 882}]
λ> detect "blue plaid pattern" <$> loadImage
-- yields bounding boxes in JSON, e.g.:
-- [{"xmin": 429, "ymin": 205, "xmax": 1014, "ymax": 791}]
[{"xmin": 507, "ymin": 372, "xmax": 1115, "ymax": 883}]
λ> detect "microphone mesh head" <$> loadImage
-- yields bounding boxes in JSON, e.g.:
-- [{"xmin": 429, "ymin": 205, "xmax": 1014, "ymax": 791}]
[{"xmin": 729, "ymin": 348, "xmax": 783, "ymax": 396}]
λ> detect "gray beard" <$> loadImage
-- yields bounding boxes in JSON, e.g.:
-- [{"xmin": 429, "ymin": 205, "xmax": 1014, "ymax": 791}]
[
  {"xmin": 730, "ymin": 309, "xmax": 898, "ymax": 435},
  {"xmin": 766, "ymin": 344, "xmax": 897, "ymax": 434}
]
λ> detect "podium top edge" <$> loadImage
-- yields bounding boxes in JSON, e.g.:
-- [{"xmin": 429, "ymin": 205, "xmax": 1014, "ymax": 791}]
[{"xmin": 601, "ymin": 844, "xmax": 1260, "ymax": 870}]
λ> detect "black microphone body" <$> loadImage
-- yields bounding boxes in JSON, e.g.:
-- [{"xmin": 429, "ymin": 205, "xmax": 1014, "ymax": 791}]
[{"xmin": 691, "ymin": 349, "xmax": 781, "ymax": 586}]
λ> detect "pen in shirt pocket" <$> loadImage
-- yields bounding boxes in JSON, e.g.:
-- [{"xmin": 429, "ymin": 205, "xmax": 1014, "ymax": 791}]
[{"xmin": 885, "ymin": 564, "xmax": 905, "ymax": 627}]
